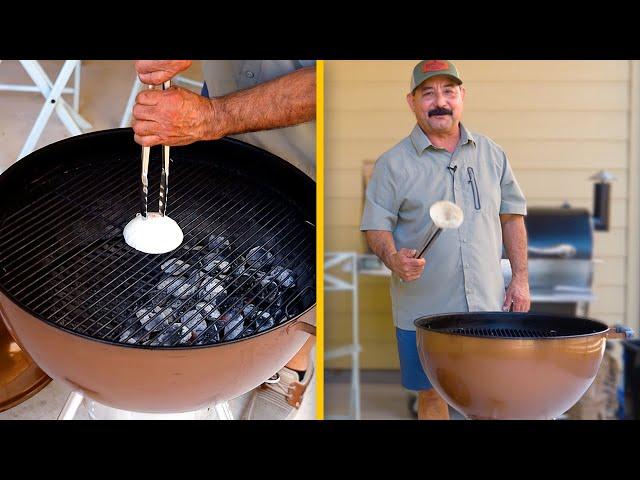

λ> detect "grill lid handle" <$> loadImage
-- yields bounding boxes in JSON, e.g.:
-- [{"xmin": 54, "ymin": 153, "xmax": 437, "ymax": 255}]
[
  {"xmin": 527, "ymin": 243, "xmax": 577, "ymax": 258},
  {"xmin": 605, "ymin": 325, "xmax": 634, "ymax": 340}
]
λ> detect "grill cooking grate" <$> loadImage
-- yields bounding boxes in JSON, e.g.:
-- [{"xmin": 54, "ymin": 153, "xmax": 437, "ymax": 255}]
[
  {"xmin": 444, "ymin": 327, "xmax": 560, "ymax": 338},
  {"xmin": 0, "ymin": 152, "xmax": 315, "ymax": 348}
]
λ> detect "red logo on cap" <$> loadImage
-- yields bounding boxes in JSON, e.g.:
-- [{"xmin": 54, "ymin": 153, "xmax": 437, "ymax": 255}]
[{"xmin": 422, "ymin": 60, "xmax": 449, "ymax": 72}]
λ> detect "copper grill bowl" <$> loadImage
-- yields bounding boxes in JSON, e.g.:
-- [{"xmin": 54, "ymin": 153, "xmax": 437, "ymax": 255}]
[{"xmin": 415, "ymin": 312, "xmax": 630, "ymax": 420}]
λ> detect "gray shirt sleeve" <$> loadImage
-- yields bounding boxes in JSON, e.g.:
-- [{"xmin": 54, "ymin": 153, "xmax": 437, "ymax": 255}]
[
  {"xmin": 360, "ymin": 158, "xmax": 401, "ymax": 232},
  {"xmin": 499, "ymin": 152, "xmax": 527, "ymax": 216}
]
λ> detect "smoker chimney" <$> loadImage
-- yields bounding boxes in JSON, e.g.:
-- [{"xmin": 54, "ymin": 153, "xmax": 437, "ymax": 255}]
[{"xmin": 589, "ymin": 170, "xmax": 615, "ymax": 232}]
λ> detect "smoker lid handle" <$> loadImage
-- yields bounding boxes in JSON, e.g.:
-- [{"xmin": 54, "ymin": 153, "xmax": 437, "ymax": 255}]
[{"xmin": 527, "ymin": 243, "xmax": 577, "ymax": 258}]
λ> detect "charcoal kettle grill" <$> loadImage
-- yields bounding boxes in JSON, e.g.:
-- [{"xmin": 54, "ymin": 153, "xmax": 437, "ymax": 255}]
[
  {"xmin": 415, "ymin": 312, "xmax": 633, "ymax": 420},
  {"xmin": 0, "ymin": 128, "xmax": 316, "ymax": 416}
]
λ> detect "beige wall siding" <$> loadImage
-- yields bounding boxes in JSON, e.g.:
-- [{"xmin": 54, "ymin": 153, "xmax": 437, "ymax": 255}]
[{"xmin": 325, "ymin": 60, "xmax": 637, "ymax": 369}]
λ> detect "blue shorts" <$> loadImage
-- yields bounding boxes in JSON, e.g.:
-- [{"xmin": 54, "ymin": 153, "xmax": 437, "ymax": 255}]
[{"xmin": 395, "ymin": 328, "xmax": 433, "ymax": 391}]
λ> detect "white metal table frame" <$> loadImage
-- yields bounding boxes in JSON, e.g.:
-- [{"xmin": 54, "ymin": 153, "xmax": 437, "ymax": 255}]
[
  {"xmin": 324, "ymin": 252, "xmax": 361, "ymax": 420},
  {"xmin": 0, "ymin": 60, "xmax": 92, "ymax": 164}
]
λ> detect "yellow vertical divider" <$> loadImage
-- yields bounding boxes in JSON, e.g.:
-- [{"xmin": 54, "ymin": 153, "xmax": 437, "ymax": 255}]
[{"xmin": 315, "ymin": 60, "xmax": 325, "ymax": 420}]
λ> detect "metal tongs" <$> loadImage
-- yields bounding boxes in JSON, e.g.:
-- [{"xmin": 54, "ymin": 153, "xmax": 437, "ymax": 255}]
[
  {"xmin": 416, "ymin": 200, "xmax": 464, "ymax": 259},
  {"xmin": 398, "ymin": 200, "xmax": 464, "ymax": 283},
  {"xmin": 140, "ymin": 80, "xmax": 171, "ymax": 218}
]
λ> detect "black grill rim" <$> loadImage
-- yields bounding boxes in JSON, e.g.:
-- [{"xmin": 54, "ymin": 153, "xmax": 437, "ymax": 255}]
[
  {"xmin": 0, "ymin": 128, "xmax": 316, "ymax": 350},
  {"xmin": 414, "ymin": 312, "xmax": 609, "ymax": 340}
]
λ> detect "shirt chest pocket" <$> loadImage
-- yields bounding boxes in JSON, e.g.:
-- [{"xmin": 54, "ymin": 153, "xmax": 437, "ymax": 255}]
[{"xmin": 464, "ymin": 166, "xmax": 500, "ymax": 216}]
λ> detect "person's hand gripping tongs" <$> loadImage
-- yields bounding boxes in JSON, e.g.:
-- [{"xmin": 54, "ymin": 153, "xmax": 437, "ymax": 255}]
[
  {"xmin": 400, "ymin": 200, "xmax": 464, "ymax": 282},
  {"xmin": 123, "ymin": 80, "xmax": 184, "ymax": 255}
]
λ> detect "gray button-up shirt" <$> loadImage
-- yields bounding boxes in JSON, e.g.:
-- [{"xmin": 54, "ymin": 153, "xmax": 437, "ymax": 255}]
[
  {"xmin": 202, "ymin": 60, "xmax": 316, "ymax": 180},
  {"xmin": 361, "ymin": 123, "xmax": 527, "ymax": 330}
]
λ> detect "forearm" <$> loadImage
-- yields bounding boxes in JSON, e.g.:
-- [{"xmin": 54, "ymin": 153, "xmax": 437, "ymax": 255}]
[
  {"xmin": 205, "ymin": 67, "xmax": 316, "ymax": 139},
  {"xmin": 501, "ymin": 215, "xmax": 528, "ymax": 280},
  {"xmin": 365, "ymin": 230, "xmax": 397, "ymax": 269}
]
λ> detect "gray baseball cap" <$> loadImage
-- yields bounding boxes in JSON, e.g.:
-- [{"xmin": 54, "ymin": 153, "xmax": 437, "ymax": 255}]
[{"xmin": 411, "ymin": 60, "xmax": 463, "ymax": 92}]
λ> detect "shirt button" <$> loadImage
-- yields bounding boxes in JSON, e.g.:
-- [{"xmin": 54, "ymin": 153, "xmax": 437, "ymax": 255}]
[
  {"xmin": 465, "ymin": 263, "xmax": 470, "ymax": 268},
  {"xmin": 246, "ymin": 71, "xmax": 255, "ymax": 78},
  {"xmin": 461, "ymin": 238, "xmax": 466, "ymax": 243}
]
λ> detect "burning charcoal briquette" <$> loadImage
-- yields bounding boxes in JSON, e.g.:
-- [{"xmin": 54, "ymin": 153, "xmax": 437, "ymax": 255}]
[
  {"xmin": 137, "ymin": 305, "xmax": 174, "ymax": 332},
  {"xmin": 264, "ymin": 266, "xmax": 296, "ymax": 289},
  {"xmin": 244, "ymin": 309, "xmax": 274, "ymax": 335},
  {"xmin": 256, "ymin": 311, "xmax": 275, "ymax": 332},
  {"xmin": 156, "ymin": 276, "xmax": 197, "ymax": 299},
  {"xmin": 197, "ymin": 276, "xmax": 227, "ymax": 304},
  {"xmin": 224, "ymin": 317, "xmax": 245, "ymax": 340},
  {"xmin": 227, "ymin": 260, "xmax": 245, "ymax": 277},
  {"xmin": 201, "ymin": 252, "xmax": 232, "ymax": 274},
  {"xmin": 257, "ymin": 279, "xmax": 279, "ymax": 302},
  {"xmin": 161, "ymin": 258, "xmax": 191, "ymax": 275},
  {"xmin": 180, "ymin": 320, "xmax": 207, "ymax": 343},
  {"xmin": 185, "ymin": 320, "xmax": 207, "ymax": 338},
  {"xmin": 180, "ymin": 309, "xmax": 205, "ymax": 329},
  {"xmin": 271, "ymin": 308, "xmax": 286, "ymax": 323},
  {"xmin": 220, "ymin": 306, "xmax": 245, "ymax": 340},
  {"xmin": 149, "ymin": 323, "xmax": 183, "ymax": 346},
  {"xmin": 178, "ymin": 310, "xmax": 208, "ymax": 343},
  {"xmin": 245, "ymin": 246, "xmax": 274, "ymax": 270},
  {"xmin": 208, "ymin": 235, "xmax": 230, "ymax": 252},
  {"xmin": 195, "ymin": 302, "xmax": 222, "ymax": 321},
  {"xmin": 119, "ymin": 327, "xmax": 143, "ymax": 344},
  {"xmin": 195, "ymin": 301, "xmax": 216, "ymax": 315},
  {"xmin": 242, "ymin": 304, "xmax": 256, "ymax": 318},
  {"xmin": 196, "ymin": 323, "xmax": 222, "ymax": 345}
]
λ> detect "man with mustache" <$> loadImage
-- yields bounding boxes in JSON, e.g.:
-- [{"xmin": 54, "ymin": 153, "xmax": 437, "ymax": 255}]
[{"xmin": 361, "ymin": 60, "xmax": 530, "ymax": 419}]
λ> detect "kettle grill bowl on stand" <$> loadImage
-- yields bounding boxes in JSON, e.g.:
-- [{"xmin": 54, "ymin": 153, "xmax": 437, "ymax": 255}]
[
  {"xmin": 0, "ymin": 128, "xmax": 316, "ymax": 413},
  {"xmin": 415, "ymin": 312, "xmax": 631, "ymax": 420}
]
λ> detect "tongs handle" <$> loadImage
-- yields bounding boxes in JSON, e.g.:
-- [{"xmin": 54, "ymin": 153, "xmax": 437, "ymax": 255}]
[
  {"xmin": 416, "ymin": 225, "xmax": 443, "ymax": 259},
  {"xmin": 159, "ymin": 80, "xmax": 171, "ymax": 216},
  {"xmin": 139, "ymin": 81, "xmax": 172, "ymax": 218},
  {"xmin": 139, "ymin": 84, "xmax": 153, "ymax": 218}
]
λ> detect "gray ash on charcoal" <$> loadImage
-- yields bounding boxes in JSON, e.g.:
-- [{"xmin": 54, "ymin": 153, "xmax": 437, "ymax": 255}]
[
  {"xmin": 218, "ymin": 298, "xmax": 246, "ymax": 340},
  {"xmin": 113, "ymin": 233, "xmax": 300, "ymax": 347},
  {"xmin": 207, "ymin": 235, "xmax": 231, "ymax": 253},
  {"xmin": 245, "ymin": 246, "xmax": 274, "ymax": 272},
  {"xmin": 263, "ymin": 266, "xmax": 296, "ymax": 289}
]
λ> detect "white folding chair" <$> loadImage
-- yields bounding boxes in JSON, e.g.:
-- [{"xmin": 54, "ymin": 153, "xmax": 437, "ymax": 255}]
[
  {"xmin": 120, "ymin": 74, "xmax": 204, "ymax": 128},
  {"xmin": 0, "ymin": 60, "xmax": 92, "ymax": 163},
  {"xmin": 0, "ymin": 59, "xmax": 81, "ymax": 112}
]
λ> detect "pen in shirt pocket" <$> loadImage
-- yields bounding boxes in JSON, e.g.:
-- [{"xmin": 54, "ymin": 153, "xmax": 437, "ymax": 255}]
[{"xmin": 467, "ymin": 167, "xmax": 481, "ymax": 210}]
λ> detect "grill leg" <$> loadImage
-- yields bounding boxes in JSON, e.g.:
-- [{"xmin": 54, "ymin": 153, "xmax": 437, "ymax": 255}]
[
  {"xmin": 214, "ymin": 401, "xmax": 234, "ymax": 420},
  {"xmin": 58, "ymin": 391, "xmax": 84, "ymax": 420}
]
